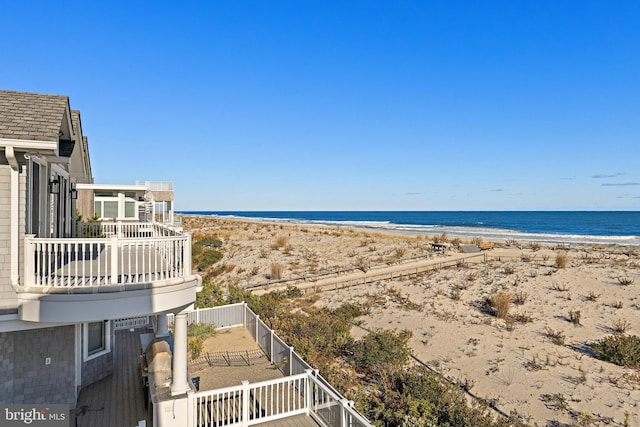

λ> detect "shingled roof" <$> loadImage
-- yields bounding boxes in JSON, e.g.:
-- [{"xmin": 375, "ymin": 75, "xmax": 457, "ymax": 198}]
[{"xmin": 0, "ymin": 90, "xmax": 70, "ymax": 142}]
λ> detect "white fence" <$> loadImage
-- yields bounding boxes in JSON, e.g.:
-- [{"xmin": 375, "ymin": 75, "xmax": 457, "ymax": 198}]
[
  {"xmin": 168, "ymin": 302, "xmax": 245, "ymax": 329},
  {"xmin": 114, "ymin": 316, "xmax": 150, "ymax": 330},
  {"xmin": 24, "ymin": 222, "xmax": 192, "ymax": 287},
  {"xmin": 180, "ymin": 304, "xmax": 372, "ymax": 427},
  {"xmin": 77, "ymin": 221, "xmax": 181, "ymax": 238}
]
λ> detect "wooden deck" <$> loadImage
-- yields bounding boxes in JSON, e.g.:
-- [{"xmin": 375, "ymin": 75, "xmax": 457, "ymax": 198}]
[
  {"xmin": 73, "ymin": 326, "xmax": 320, "ymax": 427},
  {"xmin": 74, "ymin": 328, "xmax": 150, "ymax": 427},
  {"xmin": 260, "ymin": 414, "xmax": 321, "ymax": 426}
]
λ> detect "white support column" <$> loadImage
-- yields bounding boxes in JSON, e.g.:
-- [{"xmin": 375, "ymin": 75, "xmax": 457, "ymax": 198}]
[
  {"xmin": 156, "ymin": 314, "xmax": 170, "ymax": 337},
  {"xmin": 6, "ymin": 146, "xmax": 20, "ymax": 286},
  {"xmin": 171, "ymin": 311, "xmax": 191, "ymax": 396},
  {"xmin": 110, "ymin": 236, "xmax": 118, "ymax": 284}
]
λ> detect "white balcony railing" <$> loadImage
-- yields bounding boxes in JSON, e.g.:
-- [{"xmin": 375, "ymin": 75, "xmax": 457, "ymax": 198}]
[
  {"xmin": 23, "ymin": 222, "xmax": 192, "ymax": 288},
  {"xmin": 189, "ymin": 369, "xmax": 370, "ymax": 427}
]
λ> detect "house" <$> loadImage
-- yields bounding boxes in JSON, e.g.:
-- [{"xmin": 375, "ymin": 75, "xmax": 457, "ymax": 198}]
[
  {"xmin": 1, "ymin": 90, "xmax": 372, "ymax": 427},
  {"xmin": 76, "ymin": 180, "xmax": 175, "ymax": 223},
  {"xmin": 0, "ymin": 90, "xmax": 201, "ymax": 409}
]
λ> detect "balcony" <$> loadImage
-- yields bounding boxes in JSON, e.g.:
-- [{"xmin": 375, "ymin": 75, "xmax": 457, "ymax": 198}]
[{"xmin": 18, "ymin": 222, "xmax": 201, "ymax": 323}]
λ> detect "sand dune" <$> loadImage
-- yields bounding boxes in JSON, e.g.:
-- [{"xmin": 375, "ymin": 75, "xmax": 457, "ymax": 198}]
[{"xmin": 184, "ymin": 216, "xmax": 640, "ymax": 426}]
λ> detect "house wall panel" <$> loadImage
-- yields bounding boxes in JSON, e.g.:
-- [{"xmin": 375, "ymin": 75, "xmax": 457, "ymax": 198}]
[
  {"xmin": 0, "ymin": 331, "xmax": 15, "ymax": 400},
  {"xmin": 0, "ymin": 164, "xmax": 12, "ymax": 309},
  {"xmin": 0, "ymin": 325, "xmax": 76, "ymax": 407},
  {"xmin": 81, "ymin": 329, "xmax": 114, "ymax": 387},
  {"xmin": 76, "ymin": 188, "xmax": 94, "ymax": 220}
]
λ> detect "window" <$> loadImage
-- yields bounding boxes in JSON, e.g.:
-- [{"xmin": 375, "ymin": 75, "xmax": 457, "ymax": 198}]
[
  {"xmin": 125, "ymin": 201, "xmax": 137, "ymax": 218},
  {"xmin": 83, "ymin": 321, "xmax": 111, "ymax": 361},
  {"xmin": 103, "ymin": 201, "xmax": 118, "ymax": 219}
]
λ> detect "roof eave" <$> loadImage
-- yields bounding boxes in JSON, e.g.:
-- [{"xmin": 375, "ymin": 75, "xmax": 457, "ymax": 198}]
[{"xmin": 1, "ymin": 137, "xmax": 59, "ymax": 156}]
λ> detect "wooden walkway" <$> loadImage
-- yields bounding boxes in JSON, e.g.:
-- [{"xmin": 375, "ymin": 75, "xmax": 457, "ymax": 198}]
[
  {"xmin": 252, "ymin": 252, "xmax": 487, "ymax": 296},
  {"xmin": 74, "ymin": 328, "xmax": 150, "ymax": 427}
]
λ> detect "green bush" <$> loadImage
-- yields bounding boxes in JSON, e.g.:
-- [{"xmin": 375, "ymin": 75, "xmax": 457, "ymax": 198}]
[
  {"xmin": 360, "ymin": 366, "xmax": 526, "ymax": 427},
  {"xmin": 192, "ymin": 245, "xmax": 223, "ymax": 271},
  {"xmin": 592, "ymin": 334, "xmax": 640, "ymax": 368},
  {"xmin": 195, "ymin": 279, "xmax": 226, "ymax": 308},
  {"xmin": 195, "ymin": 238, "xmax": 223, "ymax": 248},
  {"xmin": 187, "ymin": 323, "xmax": 216, "ymax": 360},
  {"xmin": 188, "ymin": 336, "xmax": 204, "ymax": 359},
  {"xmin": 188, "ymin": 323, "xmax": 216, "ymax": 338},
  {"xmin": 349, "ymin": 329, "xmax": 411, "ymax": 373}
]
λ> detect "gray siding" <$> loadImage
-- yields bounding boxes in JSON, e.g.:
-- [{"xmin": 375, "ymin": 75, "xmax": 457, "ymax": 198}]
[
  {"xmin": 0, "ymin": 163, "xmax": 14, "ymax": 309},
  {"xmin": 0, "ymin": 325, "xmax": 76, "ymax": 406},
  {"xmin": 81, "ymin": 328, "xmax": 114, "ymax": 387},
  {"xmin": 0, "ymin": 160, "xmax": 26, "ymax": 309}
]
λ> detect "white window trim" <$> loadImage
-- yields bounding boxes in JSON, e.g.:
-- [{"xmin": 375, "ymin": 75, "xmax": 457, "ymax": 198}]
[{"xmin": 83, "ymin": 320, "xmax": 111, "ymax": 362}]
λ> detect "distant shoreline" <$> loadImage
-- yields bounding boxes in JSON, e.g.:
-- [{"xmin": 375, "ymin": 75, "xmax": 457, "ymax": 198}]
[{"xmin": 178, "ymin": 211, "xmax": 640, "ymax": 246}]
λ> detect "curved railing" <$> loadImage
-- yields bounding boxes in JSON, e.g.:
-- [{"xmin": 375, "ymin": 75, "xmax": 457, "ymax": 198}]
[{"xmin": 23, "ymin": 222, "xmax": 192, "ymax": 288}]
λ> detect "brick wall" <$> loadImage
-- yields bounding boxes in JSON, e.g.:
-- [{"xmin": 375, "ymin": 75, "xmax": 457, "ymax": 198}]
[{"xmin": 0, "ymin": 325, "xmax": 76, "ymax": 407}]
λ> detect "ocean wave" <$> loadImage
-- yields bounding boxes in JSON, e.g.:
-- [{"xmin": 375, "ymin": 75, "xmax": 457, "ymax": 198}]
[{"xmin": 188, "ymin": 213, "xmax": 640, "ymax": 246}]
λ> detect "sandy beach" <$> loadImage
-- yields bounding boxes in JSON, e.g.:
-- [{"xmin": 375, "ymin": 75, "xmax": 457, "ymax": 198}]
[{"xmin": 184, "ymin": 215, "xmax": 640, "ymax": 426}]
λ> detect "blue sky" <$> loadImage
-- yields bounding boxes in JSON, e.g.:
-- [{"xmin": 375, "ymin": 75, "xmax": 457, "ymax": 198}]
[{"xmin": 2, "ymin": 1, "xmax": 639, "ymax": 210}]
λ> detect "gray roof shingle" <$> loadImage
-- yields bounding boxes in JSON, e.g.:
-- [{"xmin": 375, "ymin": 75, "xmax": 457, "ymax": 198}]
[{"xmin": 0, "ymin": 90, "xmax": 70, "ymax": 142}]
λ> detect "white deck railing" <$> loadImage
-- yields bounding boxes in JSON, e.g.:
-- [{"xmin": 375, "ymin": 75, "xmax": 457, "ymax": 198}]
[
  {"xmin": 176, "ymin": 304, "xmax": 373, "ymax": 427},
  {"xmin": 77, "ymin": 221, "xmax": 181, "ymax": 238},
  {"xmin": 189, "ymin": 370, "xmax": 370, "ymax": 427},
  {"xmin": 24, "ymin": 222, "xmax": 192, "ymax": 288}
]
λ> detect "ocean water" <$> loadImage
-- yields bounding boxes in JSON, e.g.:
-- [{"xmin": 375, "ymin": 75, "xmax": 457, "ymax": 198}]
[{"xmin": 179, "ymin": 211, "xmax": 640, "ymax": 246}]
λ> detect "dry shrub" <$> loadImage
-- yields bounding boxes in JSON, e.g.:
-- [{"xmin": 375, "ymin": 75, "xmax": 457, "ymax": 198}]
[
  {"xmin": 611, "ymin": 319, "xmax": 631, "ymax": 335},
  {"xmin": 569, "ymin": 310, "xmax": 581, "ymax": 326},
  {"xmin": 513, "ymin": 290, "xmax": 528, "ymax": 305},
  {"xmin": 552, "ymin": 282, "xmax": 569, "ymax": 292},
  {"xmin": 586, "ymin": 291, "xmax": 601, "ymax": 302},
  {"xmin": 433, "ymin": 232, "xmax": 448, "ymax": 244},
  {"xmin": 617, "ymin": 276, "xmax": 635, "ymax": 286},
  {"xmin": 555, "ymin": 252, "xmax": 570, "ymax": 269},
  {"xmin": 512, "ymin": 312, "xmax": 533, "ymax": 323},
  {"xmin": 270, "ymin": 263, "xmax": 284, "ymax": 280},
  {"xmin": 274, "ymin": 235, "xmax": 288, "ymax": 249},
  {"xmin": 544, "ymin": 327, "xmax": 566, "ymax": 345},
  {"xmin": 394, "ymin": 247, "xmax": 407, "ymax": 259},
  {"xmin": 490, "ymin": 291, "xmax": 514, "ymax": 319}
]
